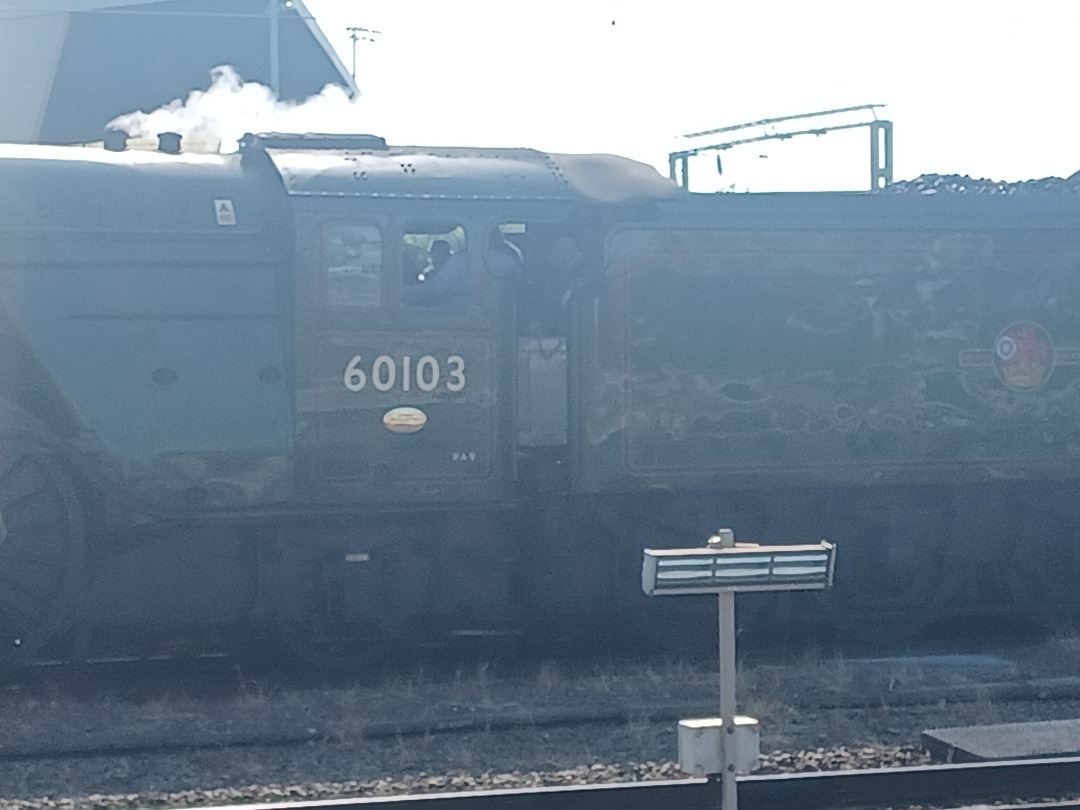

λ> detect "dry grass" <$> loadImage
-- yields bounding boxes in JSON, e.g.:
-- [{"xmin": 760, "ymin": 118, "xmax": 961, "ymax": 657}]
[
  {"xmin": 1020, "ymin": 630, "xmax": 1080, "ymax": 675},
  {"xmin": 13, "ymin": 628, "xmax": 1080, "ymax": 808},
  {"xmin": 5, "ymin": 631, "xmax": 1080, "ymax": 763}
]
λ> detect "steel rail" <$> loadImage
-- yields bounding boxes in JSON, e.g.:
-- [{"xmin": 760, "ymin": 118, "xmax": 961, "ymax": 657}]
[{"xmin": 198, "ymin": 756, "xmax": 1080, "ymax": 810}]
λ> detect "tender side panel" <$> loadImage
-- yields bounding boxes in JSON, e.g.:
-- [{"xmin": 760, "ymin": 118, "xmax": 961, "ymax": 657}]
[{"xmin": 579, "ymin": 225, "xmax": 1080, "ymax": 491}]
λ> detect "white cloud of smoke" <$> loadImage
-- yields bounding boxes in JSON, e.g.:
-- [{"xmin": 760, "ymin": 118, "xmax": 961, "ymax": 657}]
[{"xmin": 106, "ymin": 65, "xmax": 364, "ymax": 152}]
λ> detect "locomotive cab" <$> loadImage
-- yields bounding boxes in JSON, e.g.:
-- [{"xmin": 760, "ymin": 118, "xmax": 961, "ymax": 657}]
[
  {"xmin": 265, "ymin": 138, "xmax": 557, "ymax": 509},
  {"xmin": 290, "ymin": 204, "xmax": 513, "ymax": 507},
  {"xmin": 256, "ymin": 137, "xmax": 676, "ymax": 652}
]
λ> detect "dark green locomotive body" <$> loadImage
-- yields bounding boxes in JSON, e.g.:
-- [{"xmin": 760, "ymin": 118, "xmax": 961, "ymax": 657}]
[
  {"xmin": 0, "ymin": 139, "xmax": 661, "ymax": 517},
  {"xmin": 2, "ymin": 134, "xmax": 1080, "ymax": 663}
]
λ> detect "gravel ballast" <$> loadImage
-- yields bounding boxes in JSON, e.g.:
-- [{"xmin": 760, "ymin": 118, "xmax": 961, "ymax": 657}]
[{"xmin": 3, "ymin": 643, "xmax": 1080, "ymax": 809}]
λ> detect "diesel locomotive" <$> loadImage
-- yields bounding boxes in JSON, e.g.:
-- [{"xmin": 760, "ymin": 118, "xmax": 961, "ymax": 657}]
[{"xmin": 2, "ymin": 132, "xmax": 1080, "ymax": 665}]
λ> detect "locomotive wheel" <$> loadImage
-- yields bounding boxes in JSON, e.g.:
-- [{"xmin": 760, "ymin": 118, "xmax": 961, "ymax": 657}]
[{"xmin": 0, "ymin": 436, "xmax": 86, "ymax": 668}]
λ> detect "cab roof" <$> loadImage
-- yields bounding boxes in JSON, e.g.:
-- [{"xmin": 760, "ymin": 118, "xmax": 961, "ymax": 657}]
[{"xmin": 260, "ymin": 140, "xmax": 681, "ymax": 204}]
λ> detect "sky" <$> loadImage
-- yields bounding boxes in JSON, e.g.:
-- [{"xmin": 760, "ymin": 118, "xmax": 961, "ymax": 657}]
[{"xmin": 299, "ymin": 0, "xmax": 1079, "ymax": 193}]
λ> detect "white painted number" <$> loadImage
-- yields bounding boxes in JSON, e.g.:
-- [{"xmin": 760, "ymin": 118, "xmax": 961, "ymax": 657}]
[
  {"xmin": 342, "ymin": 354, "xmax": 467, "ymax": 393},
  {"xmin": 447, "ymin": 356, "xmax": 465, "ymax": 392},
  {"xmin": 416, "ymin": 355, "xmax": 439, "ymax": 391},
  {"xmin": 344, "ymin": 355, "xmax": 367, "ymax": 392},
  {"xmin": 372, "ymin": 355, "xmax": 396, "ymax": 391}
]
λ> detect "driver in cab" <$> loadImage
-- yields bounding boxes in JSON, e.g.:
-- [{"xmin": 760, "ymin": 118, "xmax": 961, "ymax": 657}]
[{"xmin": 405, "ymin": 240, "xmax": 465, "ymax": 305}]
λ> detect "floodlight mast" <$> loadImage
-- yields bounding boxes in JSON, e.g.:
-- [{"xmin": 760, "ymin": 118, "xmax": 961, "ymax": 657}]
[
  {"xmin": 347, "ymin": 25, "xmax": 380, "ymax": 81},
  {"xmin": 668, "ymin": 104, "xmax": 893, "ymax": 191},
  {"xmin": 642, "ymin": 532, "xmax": 836, "ymax": 810}
]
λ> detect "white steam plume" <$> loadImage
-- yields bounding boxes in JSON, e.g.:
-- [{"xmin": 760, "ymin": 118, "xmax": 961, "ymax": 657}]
[{"xmin": 106, "ymin": 65, "xmax": 365, "ymax": 152}]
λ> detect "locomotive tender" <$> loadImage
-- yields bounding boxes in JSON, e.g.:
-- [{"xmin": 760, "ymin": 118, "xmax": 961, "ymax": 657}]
[{"xmin": 2, "ymin": 132, "xmax": 1080, "ymax": 664}]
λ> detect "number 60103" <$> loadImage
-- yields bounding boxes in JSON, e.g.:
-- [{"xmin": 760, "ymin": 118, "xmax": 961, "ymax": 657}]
[{"xmin": 343, "ymin": 354, "xmax": 466, "ymax": 393}]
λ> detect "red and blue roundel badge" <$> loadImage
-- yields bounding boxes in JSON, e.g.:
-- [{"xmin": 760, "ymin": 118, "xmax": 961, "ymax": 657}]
[{"xmin": 994, "ymin": 321, "xmax": 1055, "ymax": 389}]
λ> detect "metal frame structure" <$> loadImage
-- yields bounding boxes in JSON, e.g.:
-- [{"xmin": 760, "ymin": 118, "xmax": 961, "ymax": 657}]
[
  {"xmin": 668, "ymin": 104, "xmax": 893, "ymax": 191},
  {"xmin": 642, "ymin": 530, "xmax": 836, "ymax": 810}
]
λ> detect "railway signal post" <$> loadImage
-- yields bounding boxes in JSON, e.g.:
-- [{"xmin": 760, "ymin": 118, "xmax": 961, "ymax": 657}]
[{"xmin": 642, "ymin": 531, "xmax": 837, "ymax": 810}]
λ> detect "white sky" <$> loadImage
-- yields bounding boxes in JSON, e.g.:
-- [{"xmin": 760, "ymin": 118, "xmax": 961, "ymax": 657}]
[{"xmin": 304, "ymin": 0, "xmax": 1077, "ymax": 192}]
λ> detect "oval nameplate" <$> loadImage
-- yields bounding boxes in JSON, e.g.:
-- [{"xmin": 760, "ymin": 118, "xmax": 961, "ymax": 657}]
[{"xmin": 383, "ymin": 406, "xmax": 427, "ymax": 434}]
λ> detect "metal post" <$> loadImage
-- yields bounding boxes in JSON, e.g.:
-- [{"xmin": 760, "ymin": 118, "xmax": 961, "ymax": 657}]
[
  {"xmin": 268, "ymin": 0, "xmax": 281, "ymax": 95},
  {"xmin": 668, "ymin": 153, "xmax": 691, "ymax": 188},
  {"xmin": 870, "ymin": 120, "xmax": 893, "ymax": 190},
  {"xmin": 346, "ymin": 27, "xmax": 380, "ymax": 85},
  {"xmin": 716, "ymin": 530, "xmax": 738, "ymax": 810}
]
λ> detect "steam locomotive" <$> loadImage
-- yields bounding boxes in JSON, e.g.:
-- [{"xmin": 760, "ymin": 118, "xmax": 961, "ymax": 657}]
[{"xmin": 2, "ymin": 131, "xmax": 1080, "ymax": 665}]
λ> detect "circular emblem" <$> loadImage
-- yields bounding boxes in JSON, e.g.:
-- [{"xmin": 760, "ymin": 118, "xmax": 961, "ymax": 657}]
[
  {"xmin": 994, "ymin": 335, "xmax": 1016, "ymax": 362},
  {"xmin": 993, "ymin": 322, "xmax": 1055, "ymax": 389},
  {"xmin": 382, "ymin": 406, "xmax": 427, "ymax": 434}
]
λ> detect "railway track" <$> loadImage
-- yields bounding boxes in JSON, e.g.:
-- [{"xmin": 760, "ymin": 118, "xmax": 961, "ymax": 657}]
[
  {"xmin": 92, "ymin": 757, "xmax": 1080, "ymax": 810},
  {"xmin": 8, "ymin": 646, "xmax": 1080, "ymax": 808}
]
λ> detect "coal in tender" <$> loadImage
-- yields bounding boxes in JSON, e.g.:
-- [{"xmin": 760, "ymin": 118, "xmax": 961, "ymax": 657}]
[{"xmin": 883, "ymin": 171, "xmax": 1080, "ymax": 195}]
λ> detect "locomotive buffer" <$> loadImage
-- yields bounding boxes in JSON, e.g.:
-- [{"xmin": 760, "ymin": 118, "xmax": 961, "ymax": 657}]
[{"xmin": 642, "ymin": 531, "xmax": 836, "ymax": 810}]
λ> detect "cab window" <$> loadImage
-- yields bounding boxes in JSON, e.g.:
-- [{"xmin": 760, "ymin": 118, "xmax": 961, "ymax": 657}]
[
  {"xmin": 403, "ymin": 225, "xmax": 467, "ymax": 306},
  {"xmin": 323, "ymin": 224, "xmax": 382, "ymax": 308}
]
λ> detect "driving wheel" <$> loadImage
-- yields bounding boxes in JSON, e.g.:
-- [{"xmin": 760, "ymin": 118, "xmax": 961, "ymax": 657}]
[{"xmin": 0, "ymin": 436, "xmax": 86, "ymax": 668}]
